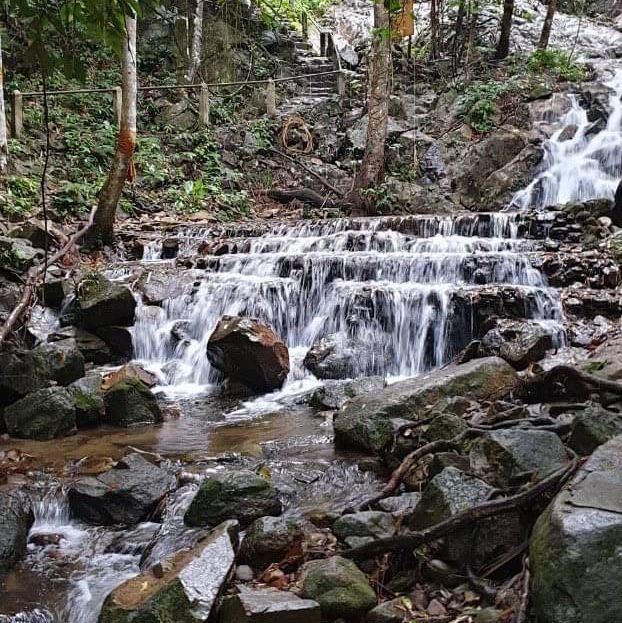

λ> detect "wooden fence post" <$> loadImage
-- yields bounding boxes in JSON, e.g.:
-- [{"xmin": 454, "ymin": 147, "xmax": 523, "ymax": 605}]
[
  {"xmin": 11, "ymin": 90, "xmax": 22, "ymax": 138},
  {"xmin": 112, "ymin": 87, "xmax": 122, "ymax": 126},
  {"xmin": 199, "ymin": 84, "xmax": 210, "ymax": 126},
  {"xmin": 265, "ymin": 79, "xmax": 277, "ymax": 116},
  {"xmin": 337, "ymin": 71, "xmax": 346, "ymax": 99},
  {"xmin": 301, "ymin": 12, "xmax": 308, "ymax": 40}
]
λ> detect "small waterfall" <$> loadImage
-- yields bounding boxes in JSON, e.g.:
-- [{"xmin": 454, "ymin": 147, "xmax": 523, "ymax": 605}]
[
  {"xmin": 513, "ymin": 70, "xmax": 622, "ymax": 209},
  {"xmin": 132, "ymin": 212, "xmax": 564, "ymax": 391}
]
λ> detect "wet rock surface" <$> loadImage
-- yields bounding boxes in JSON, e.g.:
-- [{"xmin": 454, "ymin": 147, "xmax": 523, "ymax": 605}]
[
  {"xmin": 68, "ymin": 453, "xmax": 176, "ymax": 526},
  {"xmin": 206, "ymin": 316, "xmax": 290, "ymax": 393},
  {"xmin": 303, "ymin": 334, "xmax": 369, "ymax": 379},
  {"xmin": 0, "ymin": 491, "xmax": 34, "ymax": 578},
  {"xmin": 103, "ymin": 378, "xmax": 162, "ymax": 427},
  {"xmin": 530, "ymin": 435, "xmax": 622, "ymax": 623},
  {"xmin": 99, "ymin": 521, "xmax": 238, "ymax": 623}
]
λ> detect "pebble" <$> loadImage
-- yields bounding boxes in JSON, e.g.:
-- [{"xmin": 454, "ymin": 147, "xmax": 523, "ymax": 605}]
[{"xmin": 235, "ymin": 564, "xmax": 254, "ymax": 582}]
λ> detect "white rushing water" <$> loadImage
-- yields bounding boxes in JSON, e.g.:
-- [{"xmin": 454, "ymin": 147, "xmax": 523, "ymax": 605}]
[
  {"xmin": 513, "ymin": 70, "xmax": 622, "ymax": 209},
  {"xmin": 131, "ymin": 212, "xmax": 564, "ymax": 404}
]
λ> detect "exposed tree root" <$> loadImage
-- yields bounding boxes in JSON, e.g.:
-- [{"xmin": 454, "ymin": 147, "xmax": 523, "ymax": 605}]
[
  {"xmin": 268, "ymin": 187, "xmax": 335, "ymax": 209},
  {"xmin": 344, "ymin": 459, "xmax": 579, "ymax": 560}
]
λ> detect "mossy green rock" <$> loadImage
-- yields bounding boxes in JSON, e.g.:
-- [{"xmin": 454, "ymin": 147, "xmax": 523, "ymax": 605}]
[
  {"xmin": 568, "ymin": 404, "xmax": 622, "ymax": 455},
  {"xmin": 425, "ymin": 413, "xmax": 469, "ymax": 442},
  {"xmin": 76, "ymin": 273, "xmax": 136, "ymax": 329},
  {"xmin": 184, "ymin": 469, "xmax": 282, "ymax": 529},
  {"xmin": 99, "ymin": 521, "xmax": 238, "ymax": 623},
  {"xmin": 69, "ymin": 374, "xmax": 105, "ymax": 428},
  {"xmin": 0, "ymin": 236, "xmax": 41, "ymax": 273},
  {"xmin": 0, "ymin": 341, "xmax": 85, "ymax": 405},
  {"xmin": 104, "ymin": 378, "xmax": 161, "ymax": 427},
  {"xmin": 530, "ymin": 435, "xmax": 622, "ymax": 623},
  {"xmin": 301, "ymin": 556, "xmax": 376, "ymax": 620},
  {"xmin": 4, "ymin": 387, "xmax": 76, "ymax": 440},
  {"xmin": 334, "ymin": 357, "xmax": 518, "ymax": 455},
  {"xmin": 332, "ymin": 511, "xmax": 395, "ymax": 541}
]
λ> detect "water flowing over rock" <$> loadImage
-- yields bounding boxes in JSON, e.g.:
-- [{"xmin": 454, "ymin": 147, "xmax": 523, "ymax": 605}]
[
  {"xmin": 205, "ymin": 316, "xmax": 290, "ymax": 393},
  {"xmin": 513, "ymin": 71, "xmax": 622, "ymax": 209},
  {"xmin": 530, "ymin": 435, "xmax": 622, "ymax": 623},
  {"xmin": 68, "ymin": 453, "xmax": 176, "ymax": 526},
  {"xmin": 99, "ymin": 520, "xmax": 238, "ymax": 623}
]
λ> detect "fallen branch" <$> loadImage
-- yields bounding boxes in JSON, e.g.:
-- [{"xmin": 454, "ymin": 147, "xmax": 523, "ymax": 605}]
[
  {"xmin": 269, "ymin": 147, "xmax": 345, "ymax": 197},
  {"xmin": 344, "ymin": 459, "xmax": 579, "ymax": 560},
  {"xmin": 525, "ymin": 365, "xmax": 622, "ymax": 400},
  {"xmin": 268, "ymin": 188, "xmax": 335, "ymax": 209},
  {"xmin": 0, "ymin": 206, "xmax": 96, "ymax": 350}
]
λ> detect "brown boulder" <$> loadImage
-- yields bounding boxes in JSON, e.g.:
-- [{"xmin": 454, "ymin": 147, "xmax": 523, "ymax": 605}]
[{"xmin": 206, "ymin": 316, "xmax": 290, "ymax": 393}]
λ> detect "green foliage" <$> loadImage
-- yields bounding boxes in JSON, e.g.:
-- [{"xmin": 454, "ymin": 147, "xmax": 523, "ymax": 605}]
[
  {"xmin": 528, "ymin": 49, "xmax": 586, "ymax": 82},
  {"xmin": 52, "ymin": 180, "xmax": 99, "ymax": 217},
  {"xmin": 456, "ymin": 79, "xmax": 520, "ymax": 133},
  {"xmin": 0, "ymin": 177, "xmax": 39, "ymax": 218},
  {"xmin": 248, "ymin": 119, "xmax": 275, "ymax": 149}
]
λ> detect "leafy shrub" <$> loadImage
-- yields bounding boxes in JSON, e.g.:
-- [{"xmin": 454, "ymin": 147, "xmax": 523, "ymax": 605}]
[
  {"xmin": 456, "ymin": 79, "xmax": 520, "ymax": 133},
  {"xmin": 529, "ymin": 49, "xmax": 586, "ymax": 82}
]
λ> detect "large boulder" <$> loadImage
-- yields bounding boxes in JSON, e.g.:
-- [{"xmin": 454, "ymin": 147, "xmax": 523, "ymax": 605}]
[
  {"xmin": 219, "ymin": 587, "xmax": 321, "ymax": 623},
  {"xmin": 303, "ymin": 334, "xmax": 368, "ymax": 380},
  {"xmin": 99, "ymin": 521, "xmax": 238, "ymax": 623},
  {"xmin": 530, "ymin": 435, "xmax": 622, "ymax": 623},
  {"xmin": 68, "ymin": 453, "xmax": 176, "ymax": 525},
  {"xmin": 334, "ymin": 357, "xmax": 519, "ymax": 455},
  {"xmin": 308, "ymin": 376, "xmax": 386, "ymax": 410},
  {"xmin": 300, "ymin": 556, "xmax": 376, "ymax": 620},
  {"xmin": 469, "ymin": 429, "xmax": 569, "ymax": 487},
  {"xmin": 0, "ymin": 236, "xmax": 41, "ymax": 273},
  {"xmin": 0, "ymin": 341, "xmax": 85, "ymax": 405},
  {"xmin": 104, "ymin": 378, "xmax": 162, "ymax": 427},
  {"xmin": 206, "ymin": 316, "xmax": 289, "ymax": 393},
  {"xmin": 3, "ymin": 387, "xmax": 76, "ymax": 440},
  {"xmin": 74, "ymin": 273, "xmax": 136, "ymax": 329},
  {"xmin": 0, "ymin": 491, "xmax": 34, "ymax": 577},
  {"xmin": 568, "ymin": 404, "xmax": 622, "ymax": 455},
  {"xmin": 332, "ymin": 511, "xmax": 395, "ymax": 543},
  {"xmin": 184, "ymin": 469, "xmax": 282, "ymax": 529},
  {"xmin": 48, "ymin": 327, "xmax": 114, "ymax": 365},
  {"xmin": 238, "ymin": 516, "xmax": 311, "ymax": 570}
]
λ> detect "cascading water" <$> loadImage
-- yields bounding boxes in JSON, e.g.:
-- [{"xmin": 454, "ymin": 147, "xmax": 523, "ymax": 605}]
[
  {"xmin": 512, "ymin": 70, "xmax": 622, "ymax": 209},
  {"xmin": 132, "ymin": 212, "xmax": 564, "ymax": 398}
]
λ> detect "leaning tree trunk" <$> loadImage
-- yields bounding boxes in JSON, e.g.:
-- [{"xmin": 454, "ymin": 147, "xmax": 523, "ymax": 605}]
[
  {"xmin": 0, "ymin": 34, "xmax": 8, "ymax": 173},
  {"xmin": 185, "ymin": 0, "xmax": 205, "ymax": 84},
  {"xmin": 495, "ymin": 0, "xmax": 515, "ymax": 59},
  {"xmin": 538, "ymin": 0, "xmax": 558, "ymax": 50},
  {"xmin": 88, "ymin": 15, "xmax": 137, "ymax": 246},
  {"xmin": 345, "ymin": 0, "xmax": 391, "ymax": 214},
  {"xmin": 430, "ymin": 0, "xmax": 440, "ymax": 60}
]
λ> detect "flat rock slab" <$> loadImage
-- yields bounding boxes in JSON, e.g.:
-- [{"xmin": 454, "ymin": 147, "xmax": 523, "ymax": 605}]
[
  {"xmin": 530, "ymin": 435, "xmax": 622, "ymax": 623},
  {"xmin": 219, "ymin": 587, "xmax": 321, "ymax": 623}
]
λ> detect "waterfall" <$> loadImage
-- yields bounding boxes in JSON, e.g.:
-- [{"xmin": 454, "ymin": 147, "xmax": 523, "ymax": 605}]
[
  {"xmin": 131, "ymin": 212, "xmax": 564, "ymax": 394},
  {"xmin": 512, "ymin": 70, "xmax": 622, "ymax": 209}
]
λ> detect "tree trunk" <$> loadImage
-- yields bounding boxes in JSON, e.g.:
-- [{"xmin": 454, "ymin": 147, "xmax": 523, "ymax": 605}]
[
  {"xmin": 0, "ymin": 34, "xmax": 8, "ymax": 173},
  {"xmin": 185, "ymin": 0, "xmax": 205, "ymax": 84},
  {"xmin": 538, "ymin": 0, "xmax": 558, "ymax": 50},
  {"xmin": 430, "ymin": 0, "xmax": 440, "ymax": 60},
  {"xmin": 495, "ymin": 0, "xmax": 515, "ymax": 59},
  {"xmin": 88, "ymin": 15, "xmax": 137, "ymax": 246},
  {"xmin": 345, "ymin": 0, "xmax": 391, "ymax": 213}
]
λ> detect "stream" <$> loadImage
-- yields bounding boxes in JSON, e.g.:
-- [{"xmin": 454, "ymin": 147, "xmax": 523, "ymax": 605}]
[{"xmin": 2, "ymin": 41, "xmax": 622, "ymax": 623}]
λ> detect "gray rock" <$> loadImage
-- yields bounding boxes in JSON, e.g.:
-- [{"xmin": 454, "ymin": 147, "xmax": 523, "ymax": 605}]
[
  {"xmin": 0, "ymin": 341, "xmax": 85, "ymax": 405},
  {"xmin": 303, "ymin": 334, "xmax": 368, "ymax": 380},
  {"xmin": 219, "ymin": 587, "xmax": 321, "ymax": 623},
  {"xmin": 238, "ymin": 516, "xmax": 311, "ymax": 570},
  {"xmin": 68, "ymin": 453, "xmax": 176, "ymax": 526},
  {"xmin": 185, "ymin": 469, "xmax": 282, "ymax": 529},
  {"xmin": 366, "ymin": 597, "xmax": 411, "ymax": 623},
  {"xmin": 347, "ymin": 115, "xmax": 412, "ymax": 153},
  {"xmin": 74, "ymin": 273, "xmax": 136, "ymax": 329},
  {"xmin": 104, "ymin": 378, "xmax": 162, "ymax": 427},
  {"xmin": 308, "ymin": 376, "xmax": 386, "ymax": 410},
  {"xmin": 0, "ymin": 236, "xmax": 41, "ymax": 273},
  {"xmin": 95, "ymin": 326, "xmax": 133, "ymax": 360},
  {"xmin": 0, "ymin": 491, "xmax": 34, "ymax": 577},
  {"xmin": 68, "ymin": 374, "xmax": 105, "ymax": 428},
  {"xmin": 377, "ymin": 493, "xmax": 422, "ymax": 517},
  {"xmin": 530, "ymin": 435, "xmax": 622, "ymax": 623},
  {"xmin": 470, "ymin": 429, "xmax": 568, "ymax": 487},
  {"xmin": 424, "ymin": 413, "xmax": 469, "ymax": 442},
  {"xmin": 99, "ymin": 521, "xmax": 238, "ymax": 622},
  {"xmin": 332, "ymin": 511, "xmax": 395, "ymax": 541},
  {"xmin": 301, "ymin": 556, "xmax": 376, "ymax": 620},
  {"xmin": 479, "ymin": 321, "xmax": 553, "ymax": 370},
  {"xmin": 568, "ymin": 404, "xmax": 622, "ymax": 455},
  {"xmin": 49, "ymin": 328, "xmax": 114, "ymax": 364},
  {"xmin": 334, "ymin": 357, "xmax": 519, "ymax": 455},
  {"xmin": 4, "ymin": 387, "xmax": 76, "ymax": 440}
]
